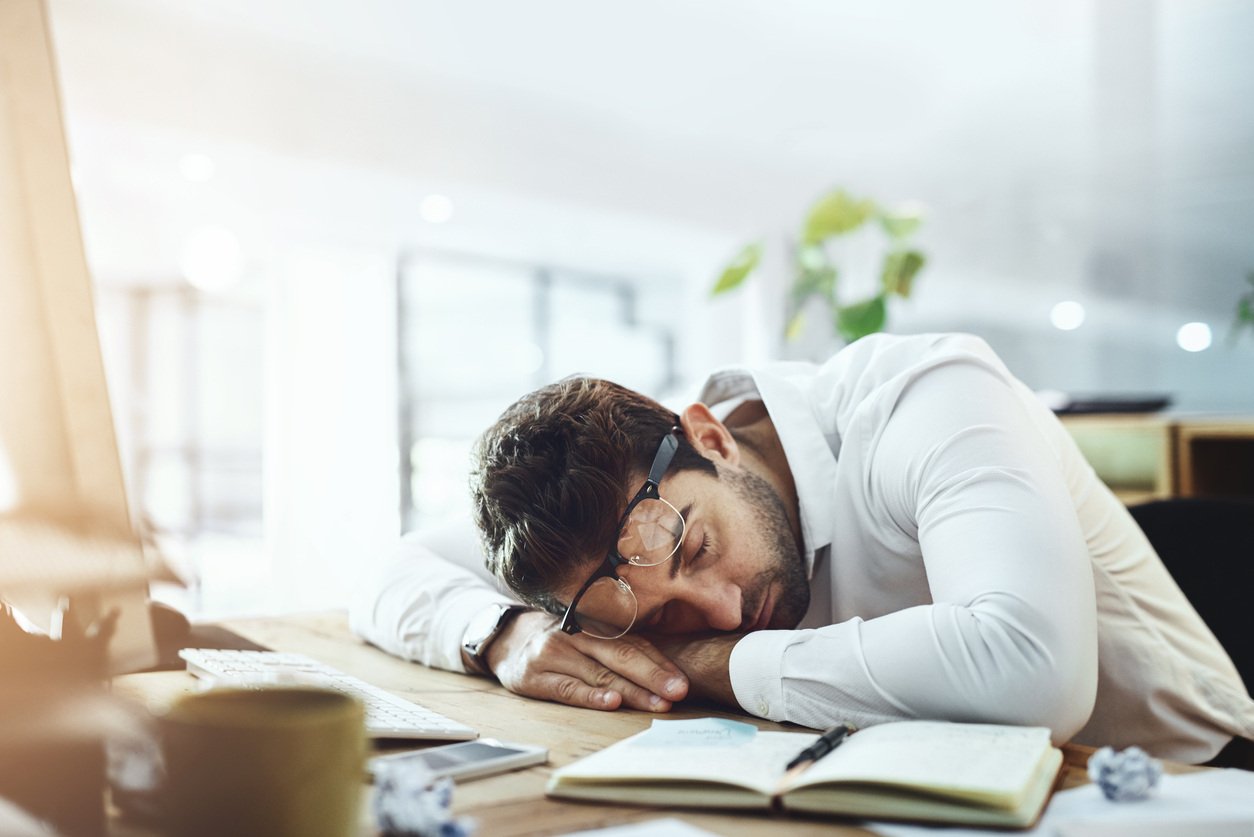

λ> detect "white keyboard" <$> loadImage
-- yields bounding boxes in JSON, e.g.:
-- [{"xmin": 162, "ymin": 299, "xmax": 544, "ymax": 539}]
[{"xmin": 178, "ymin": 649, "xmax": 478, "ymax": 741}]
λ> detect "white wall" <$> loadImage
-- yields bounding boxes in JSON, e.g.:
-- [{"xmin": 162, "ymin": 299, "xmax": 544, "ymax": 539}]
[
  {"xmin": 39, "ymin": 0, "xmax": 1254, "ymax": 612},
  {"xmin": 265, "ymin": 246, "xmax": 399, "ymax": 610}
]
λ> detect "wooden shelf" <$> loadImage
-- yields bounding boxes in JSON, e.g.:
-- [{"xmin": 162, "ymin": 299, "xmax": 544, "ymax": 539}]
[
  {"xmin": 1060, "ymin": 415, "xmax": 1175, "ymax": 501},
  {"xmin": 1060, "ymin": 415, "xmax": 1254, "ymax": 503},
  {"xmin": 1176, "ymin": 421, "xmax": 1254, "ymax": 498}
]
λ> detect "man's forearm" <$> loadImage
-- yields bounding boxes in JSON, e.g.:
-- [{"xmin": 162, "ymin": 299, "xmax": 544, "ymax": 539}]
[
  {"xmin": 348, "ymin": 545, "xmax": 515, "ymax": 671},
  {"xmin": 648, "ymin": 633, "xmax": 741, "ymax": 707}
]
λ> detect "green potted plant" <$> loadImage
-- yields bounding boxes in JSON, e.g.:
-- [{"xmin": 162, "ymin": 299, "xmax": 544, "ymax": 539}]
[
  {"xmin": 1233, "ymin": 271, "xmax": 1254, "ymax": 343},
  {"xmin": 711, "ymin": 188, "xmax": 927, "ymax": 344}
]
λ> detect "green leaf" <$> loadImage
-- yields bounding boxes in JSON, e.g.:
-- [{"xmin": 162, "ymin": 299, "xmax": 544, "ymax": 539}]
[
  {"xmin": 1230, "ymin": 272, "xmax": 1254, "ymax": 342},
  {"xmin": 791, "ymin": 266, "xmax": 837, "ymax": 306},
  {"xmin": 802, "ymin": 190, "xmax": 875, "ymax": 245},
  {"xmin": 784, "ymin": 310, "xmax": 807, "ymax": 341},
  {"xmin": 796, "ymin": 244, "xmax": 828, "ymax": 272},
  {"xmin": 1237, "ymin": 296, "xmax": 1254, "ymax": 339},
  {"xmin": 711, "ymin": 241, "xmax": 763, "ymax": 295},
  {"xmin": 881, "ymin": 250, "xmax": 926, "ymax": 298},
  {"xmin": 835, "ymin": 295, "xmax": 887, "ymax": 342},
  {"xmin": 792, "ymin": 244, "xmax": 837, "ymax": 302},
  {"xmin": 878, "ymin": 208, "xmax": 923, "ymax": 239}
]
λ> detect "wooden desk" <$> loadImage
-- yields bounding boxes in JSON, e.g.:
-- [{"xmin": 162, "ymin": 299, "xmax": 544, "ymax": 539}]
[{"xmin": 113, "ymin": 611, "xmax": 1104, "ymax": 837}]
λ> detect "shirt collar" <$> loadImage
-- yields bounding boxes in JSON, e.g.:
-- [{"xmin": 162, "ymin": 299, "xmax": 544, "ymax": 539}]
[{"xmin": 698, "ymin": 363, "xmax": 839, "ymax": 578}]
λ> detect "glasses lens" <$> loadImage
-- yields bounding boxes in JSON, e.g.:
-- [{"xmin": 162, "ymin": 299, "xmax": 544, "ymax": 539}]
[
  {"xmin": 573, "ymin": 576, "xmax": 638, "ymax": 640},
  {"xmin": 618, "ymin": 497, "xmax": 684, "ymax": 566}
]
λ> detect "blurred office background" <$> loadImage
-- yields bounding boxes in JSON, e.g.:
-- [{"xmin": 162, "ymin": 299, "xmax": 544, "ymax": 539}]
[{"xmin": 43, "ymin": 0, "xmax": 1254, "ymax": 615}]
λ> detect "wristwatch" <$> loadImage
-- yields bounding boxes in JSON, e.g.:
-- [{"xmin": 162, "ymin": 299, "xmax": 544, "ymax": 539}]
[{"xmin": 461, "ymin": 603, "xmax": 530, "ymax": 676}]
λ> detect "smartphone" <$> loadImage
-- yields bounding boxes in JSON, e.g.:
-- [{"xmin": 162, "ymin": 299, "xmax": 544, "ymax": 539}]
[{"xmin": 368, "ymin": 739, "xmax": 548, "ymax": 782}]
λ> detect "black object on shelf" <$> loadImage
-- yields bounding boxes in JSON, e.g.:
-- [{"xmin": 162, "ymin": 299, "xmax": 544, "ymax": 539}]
[{"xmin": 1051, "ymin": 394, "xmax": 1173, "ymax": 415}]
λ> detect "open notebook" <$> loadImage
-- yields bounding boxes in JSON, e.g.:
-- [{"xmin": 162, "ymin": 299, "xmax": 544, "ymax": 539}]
[{"xmin": 548, "ymin": 719, "xmax": 1063, "ymax": 829}]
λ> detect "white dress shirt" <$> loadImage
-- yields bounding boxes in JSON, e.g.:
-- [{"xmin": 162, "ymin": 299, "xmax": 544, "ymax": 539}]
[{"xmin": 350, "ymin": 333, "xmax": 1254, "ymax": 762}]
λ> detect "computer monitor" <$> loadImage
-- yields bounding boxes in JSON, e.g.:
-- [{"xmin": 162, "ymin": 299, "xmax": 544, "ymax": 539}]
[{"xmin": 0, "ymin": 0, "xmax": 156, "ymax": 674}]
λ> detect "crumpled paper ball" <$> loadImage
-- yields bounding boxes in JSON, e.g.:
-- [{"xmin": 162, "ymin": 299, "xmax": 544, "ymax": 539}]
[
  {"xmin": 1087, "ymin": 745, "xmax": 1163, "ymax": 801},
  {"xmin": 372, "ymin": 759, "xmax": 477, "ymax": 837}
]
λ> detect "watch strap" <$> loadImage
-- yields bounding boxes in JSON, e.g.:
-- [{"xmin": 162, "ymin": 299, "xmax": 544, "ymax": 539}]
[{"xmin": 462, "ymin": 603, "xmax": 530, "ymax": 676}]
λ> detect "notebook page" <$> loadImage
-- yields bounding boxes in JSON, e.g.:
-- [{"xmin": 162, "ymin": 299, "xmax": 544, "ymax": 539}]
[
  {"xmin": 793, "ymin": 722, "xmax": 1051, "ymax": 797},
  {"xmin": 553, "ymin": 730, "xmax": 815, "ymax": 796}
]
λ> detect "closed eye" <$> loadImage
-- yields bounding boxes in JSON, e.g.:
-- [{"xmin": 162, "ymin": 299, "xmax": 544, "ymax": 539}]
[
  {"xmin": 672, "ymin": 524, "xmax": 708, "ymax": 580},
  {"xmin": 691, "ymin": 534, "xmax": 710, "ymax": 566}
]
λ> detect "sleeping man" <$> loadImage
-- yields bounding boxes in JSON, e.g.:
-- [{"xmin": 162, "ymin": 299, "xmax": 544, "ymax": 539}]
[{"xmin": 352, "ymin": 333, "xmax": 1254, "ymax": 765}]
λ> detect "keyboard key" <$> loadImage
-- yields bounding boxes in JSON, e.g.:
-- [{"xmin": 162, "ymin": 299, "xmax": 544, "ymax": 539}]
[{"xmin": 178, "ymin": 649, "xmax": 477, "ymax": 741}]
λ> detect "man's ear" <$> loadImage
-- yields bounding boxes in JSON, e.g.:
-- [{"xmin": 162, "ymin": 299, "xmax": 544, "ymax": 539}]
[{"xmin": 679, "ymin": 403, "xmax": 740, "ymax": 466}]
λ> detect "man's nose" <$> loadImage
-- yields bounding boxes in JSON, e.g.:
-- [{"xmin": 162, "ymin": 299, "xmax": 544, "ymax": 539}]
[{"xmin": 676, "ymin": 577, "xmax": 742, "ymax": 632}]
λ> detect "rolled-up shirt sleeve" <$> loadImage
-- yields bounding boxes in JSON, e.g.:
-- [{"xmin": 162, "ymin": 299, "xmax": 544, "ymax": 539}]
[
  {"xmin": 349, "ymin": 519, "xmax": 519, "ymax": 672},
  {"xmin": 730, "ymin": 357, "xmax": 1098, "ymax": 743}
]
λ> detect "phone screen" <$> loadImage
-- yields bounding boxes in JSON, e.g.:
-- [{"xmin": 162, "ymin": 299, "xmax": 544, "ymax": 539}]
[
  {"xmin": 370, "ymin": 738, "xmax": 547, "ymax": 783},
  {"xmin": 418, "ymin": 742, "xmax": 527, "ymax": 770}
]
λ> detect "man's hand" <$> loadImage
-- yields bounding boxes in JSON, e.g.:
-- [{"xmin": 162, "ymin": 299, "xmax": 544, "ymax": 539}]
[
  {"xmin": 643, "ymin": 632, "xmax": 742, "ymax": 707},
  {"xmin": 485, "ymin": 610, "xmax": 689, "ymax": 712}
]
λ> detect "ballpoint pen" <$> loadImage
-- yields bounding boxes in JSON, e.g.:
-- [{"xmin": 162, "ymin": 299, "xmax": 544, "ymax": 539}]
[{"xmin": 784, "ymin": 723, "xmax": 855, "ymax": 773}]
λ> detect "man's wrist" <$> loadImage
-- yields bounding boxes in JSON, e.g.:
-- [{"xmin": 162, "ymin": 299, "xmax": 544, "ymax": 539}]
[
  {"xmin": 461, "ymin": 602, "xmax": 531, "ymax": 676},
  {"xmin": 685, "ymin": 634, "xmax": 740, "ymax": 705},
  {"xmin": 650, "ymin": 632, "xmax": 741, "ymax": 706}
]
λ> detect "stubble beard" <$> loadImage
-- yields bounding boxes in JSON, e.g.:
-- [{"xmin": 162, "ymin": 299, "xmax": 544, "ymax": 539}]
[{"xmin": 726, "ymin": 467, "xmax": 810, "ymax": 630}]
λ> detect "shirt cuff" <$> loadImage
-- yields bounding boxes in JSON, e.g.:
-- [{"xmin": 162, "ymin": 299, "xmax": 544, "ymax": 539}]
[
  {"xmin": 433, "ymin": 588, "xmax": 518, "ymax": 673},
  {"xmin": 729, "ymin": 628, "xmax": 799, "ymax": 722}
]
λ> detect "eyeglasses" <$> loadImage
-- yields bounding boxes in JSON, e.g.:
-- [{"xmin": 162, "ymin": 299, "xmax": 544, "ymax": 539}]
[{"xmin": 558, "ymin": 430, "xmax": 686, "ymax": 639}]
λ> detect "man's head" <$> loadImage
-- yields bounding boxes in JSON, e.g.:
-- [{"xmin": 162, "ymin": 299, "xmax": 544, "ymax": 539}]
[{"xmin": 470, "ymin": 376, "xmax": 809, "ymax": 635}]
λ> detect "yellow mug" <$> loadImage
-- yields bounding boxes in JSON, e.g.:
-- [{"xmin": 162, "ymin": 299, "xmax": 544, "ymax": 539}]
[{"xmin": 160, "ymin": 687, "xmax": 366, "ymax": 837}]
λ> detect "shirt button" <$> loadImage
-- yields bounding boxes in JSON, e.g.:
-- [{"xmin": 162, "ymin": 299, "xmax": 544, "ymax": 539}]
[{"xmin": 757, "ymin": 700, "xmax": 770, "ymax": 716}]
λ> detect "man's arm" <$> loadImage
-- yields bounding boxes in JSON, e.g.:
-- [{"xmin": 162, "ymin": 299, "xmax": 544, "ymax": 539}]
[
  {"xmin": 644, "ymin": 632, "xmax": 739, "ymax": 706},
  {"xmin": 728, "ymin": 348, "xmax": 1099, "ymax": 739},
  {"xmin": 349, "ymin": 519, "xmax": 690, "ymax": 711},
  {"xmin": 349, "ymin": 520, "xmax": 513, "ymax": 671},
  {"xmin": 485, "ymin": 612, "xmax": 690, "ymax": 711}
]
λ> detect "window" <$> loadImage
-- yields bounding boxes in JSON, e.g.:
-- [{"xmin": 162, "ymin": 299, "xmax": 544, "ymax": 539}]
[{"xmin": 398, "ymin": 250, "xmax": 676, "ymax": 531}]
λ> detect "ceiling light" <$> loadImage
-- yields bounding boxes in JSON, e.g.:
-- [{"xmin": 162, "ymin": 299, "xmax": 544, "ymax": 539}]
[
  {"xmin": 1176, "ymin": 322, "xmax": 1212, "ymax": 353},
  {"xmin": 1050, "ymin": 300, "xmax": 1085, "ymax": 331}
]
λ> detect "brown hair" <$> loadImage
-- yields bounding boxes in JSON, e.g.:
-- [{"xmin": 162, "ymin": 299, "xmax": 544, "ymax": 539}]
[{"xmin": 470, "ymin": 376, "xmax": 716, "ymax": 613}]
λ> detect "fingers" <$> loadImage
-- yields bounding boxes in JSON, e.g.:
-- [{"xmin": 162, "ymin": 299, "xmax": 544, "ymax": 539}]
[
  {"xmin": 534, "ymin": 672, "xmax": 624, "ymax": 711},
  {"xmin": 491, "ymin": 620, "xmax": 690, "ymax": 712},
  {"xmin": 586, "ymin": 663, "xmax": 672, "ymax": 712},
  {"xmin": 529, "ymin": 643, "xmax": 675, "ymax": 712},
  {"xmin": 500, "ymin": 645, "xmax": 638, "ymax": 712},
  {"xmin": 576, "ymin": 634, "xmax": 689, "ymax": 707}
]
